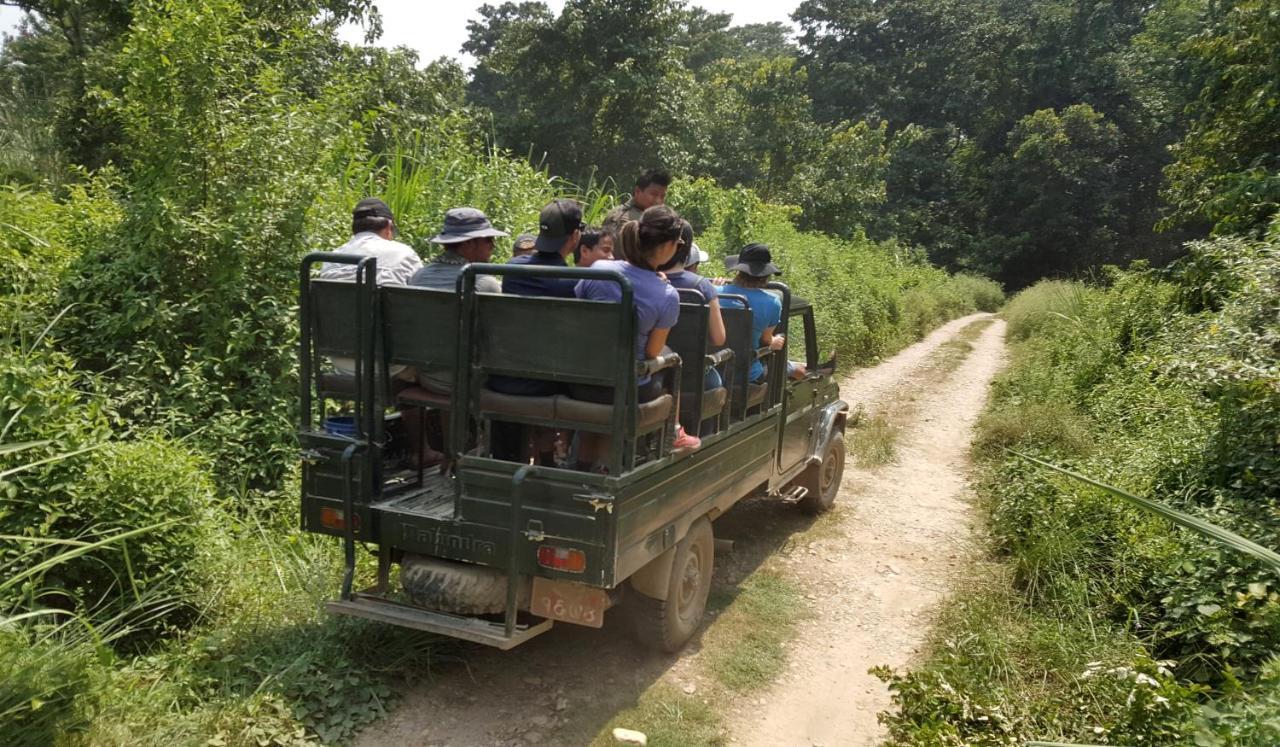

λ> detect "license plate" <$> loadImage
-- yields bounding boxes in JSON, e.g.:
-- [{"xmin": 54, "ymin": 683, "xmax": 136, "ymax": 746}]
[{"xmin": 530, "ymin": 577, "xmax": 609, "ymax": 628}]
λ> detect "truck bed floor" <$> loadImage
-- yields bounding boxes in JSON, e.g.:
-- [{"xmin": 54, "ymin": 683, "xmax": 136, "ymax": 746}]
[{"xmin": 375, "ymin": 471, "xmax": 455, "ymax": 520}]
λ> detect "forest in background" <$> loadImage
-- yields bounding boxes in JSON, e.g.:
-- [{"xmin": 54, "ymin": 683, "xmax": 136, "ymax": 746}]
[{"xmin": 4, "ymin": 0, "xmax": 1277, "ymax": 287}]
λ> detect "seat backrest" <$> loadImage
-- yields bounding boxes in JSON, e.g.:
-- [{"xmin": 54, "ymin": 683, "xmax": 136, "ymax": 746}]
[
  {"xmin": 471, "ymin": 294, "xmax": 631, "ymax": 386},
  {"xmin": 717, "ymin": 294, "xmax": 757, "ymax": 418},
  {"xmin": 309, "ymin": 279, "xmax": 367, "ymax": 358},
  {"xmin": 381, "ymin": 285, "xmax": 459, "ymax": 371},
  {"xmin": 667, "ymin": 291, "xmax": 711, "ymax": 433}
]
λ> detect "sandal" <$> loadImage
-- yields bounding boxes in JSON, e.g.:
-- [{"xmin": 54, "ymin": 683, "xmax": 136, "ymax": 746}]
[{"xmin": 672, "ymin": 425, "xmax": 701, "ymax": 452}]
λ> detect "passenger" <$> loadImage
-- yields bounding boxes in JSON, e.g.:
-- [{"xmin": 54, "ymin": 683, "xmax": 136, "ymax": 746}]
[
  {"xmin": 509, "ymin": 232, "xmax": 537, "ymax": 259},
  {"xmin": 602, "ymin": 168, "xmax": 671, "ymax": 238},
  {"xmin": 320, "ymin": 197, "xmax": 422, "ymax": 285},
  {"xmin": 405, "ymin": 207, "xmax": 508, "ymax": 469},
  {"xmin": 409, "ymin": 207, "xmax": 506, "ymax": 294},
  {"xmin": 488, "ymin": 199, "xmax": 586, "ymax": 464},
  {"xmin": 660, "ymin": 220, "xmax": 726, "ymax": 348},
  {"xmin": 573, "ymin": 226, "xmax": 614, "ymax": 267},
  {"xmin": 501, "ymin": 199, "xmax": 582, "ymax": 298},
  {"xmin": 684, "ymin": 244, "xmax": 709, "ymax": 275},
  {"xmin": 659, "ymin": 221, "xmax": 727, "ymax": 393},
  {"xmin": 317, "ymin": 199, "xmax": 425, "ymax": 467},
  {"xmin": 717, "ymin": 244, "xmax": 786, "ymax": 386},
  {"xmin": 574, "ymin": 206, "xmax": 701, "ymax": 470}
]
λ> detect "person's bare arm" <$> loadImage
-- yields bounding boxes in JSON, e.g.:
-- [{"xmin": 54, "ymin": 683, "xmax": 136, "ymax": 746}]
[
  {"xmin": 707, "ymin": 297, "xmax": 726, "ymax": 347},
  {"xmin": 646, "ymin": 327, "xmax": 671, "ymax": 359},
  {"xmin": 761, "ymin": 325, "xmax": 785, "ymax": 351}
]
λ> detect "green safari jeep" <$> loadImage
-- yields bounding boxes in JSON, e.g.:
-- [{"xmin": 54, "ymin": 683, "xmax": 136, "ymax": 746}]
[{"xmin": 297, "ymin": 254, "xmax": 848, "ymax": 651}]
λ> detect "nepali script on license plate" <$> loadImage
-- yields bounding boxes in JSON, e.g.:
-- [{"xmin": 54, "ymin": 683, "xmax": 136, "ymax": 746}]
[{"xmin": 530, "ymin": 577, "xmax": 609, "ymax": 628}]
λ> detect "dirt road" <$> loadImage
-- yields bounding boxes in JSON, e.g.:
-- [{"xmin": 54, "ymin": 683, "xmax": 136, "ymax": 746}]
[{"xmin": 357, "ymin": 314, "xmax": 1006, "ymax": 747}]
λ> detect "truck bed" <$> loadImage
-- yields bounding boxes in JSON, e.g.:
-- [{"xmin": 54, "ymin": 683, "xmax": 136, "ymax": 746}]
[{"xmin": 375, "ymin": 471, "xmax": 455, "ymax": 521}]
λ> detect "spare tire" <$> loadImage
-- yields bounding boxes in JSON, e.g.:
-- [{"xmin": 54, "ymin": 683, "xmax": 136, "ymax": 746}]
[{"xmin": 400, "ymin": 554, "xmax": 529, "ymax": 615}]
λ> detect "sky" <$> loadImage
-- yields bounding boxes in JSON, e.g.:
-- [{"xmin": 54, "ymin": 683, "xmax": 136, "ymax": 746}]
[{"xmin": 2, "ymin": 2, "xmax": 800, "ymax": 68}]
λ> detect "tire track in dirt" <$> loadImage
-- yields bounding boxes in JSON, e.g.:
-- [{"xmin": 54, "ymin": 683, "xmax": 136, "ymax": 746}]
[
  {"xmin": 730, "ymin": 315, "xmax": 1006, "ymax": 747},
  {"xmin": 355, "ymin": 314, "xmax": 1002, "ymax": 747}
]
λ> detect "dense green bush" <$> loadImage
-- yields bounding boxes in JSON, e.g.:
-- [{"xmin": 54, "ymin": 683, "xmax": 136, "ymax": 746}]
[{"xmin": 880, "ymin": 228, "xmax": 1280, "ymax": 742}]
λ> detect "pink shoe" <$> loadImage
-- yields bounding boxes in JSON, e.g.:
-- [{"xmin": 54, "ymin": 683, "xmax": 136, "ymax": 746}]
[{"xmin": 673, "ymin": 425, "xmax": 701, "ymax": 452}]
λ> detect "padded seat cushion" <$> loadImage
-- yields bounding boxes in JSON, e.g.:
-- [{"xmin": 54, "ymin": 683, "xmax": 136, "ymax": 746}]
[
  {"xmin": 701, "ymin": 387, "xmax": 727, "ymax": 416},
  {"xmin": 553, "ymin": 394, "xmax": 673, "ymax": 430},
  {"xmin": 746, "ymin": 382, "xmax": 768, "ymax": 406},
  {"xmin": 319, "ymin": 372, "xmax": 409, "ymax": 399},
  {"xmin": 398, "ymin": 386, "xmax": 451, "ymax": 409},
  {"xmin": 480, "ymin": 388, "xmax": 556, "ymax": 419}
]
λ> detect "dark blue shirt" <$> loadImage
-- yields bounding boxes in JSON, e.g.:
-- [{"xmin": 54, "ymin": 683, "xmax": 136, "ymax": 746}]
[
  {"xmin": 501, "ymin": 251, "xmax": 577, "ymax": 298},
  {"xmin": 488, "ymin": 250, "xmax": 576, "ymax": 397}
]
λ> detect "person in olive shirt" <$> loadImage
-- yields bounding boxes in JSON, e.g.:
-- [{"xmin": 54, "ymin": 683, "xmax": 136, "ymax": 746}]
[{"xmin": 602, "ymin": 168, "xmax": 671, "ymax": 238}]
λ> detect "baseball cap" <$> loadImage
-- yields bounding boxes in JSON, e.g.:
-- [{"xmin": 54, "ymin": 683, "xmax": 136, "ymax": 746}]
[
  {"xmin": 353, "ymin": 197, "xmax": 394, "ymax": 221},
  {"xmin": 534, "ymin": 199, "xmax": 584, "ymax": 253},
  {"xmin": 513, "ymin": 233, "xmax": 537, "ymax": 252},
  {"xmin": 689, "ymin": 243, "xmax": 709, "ymax": 266}
]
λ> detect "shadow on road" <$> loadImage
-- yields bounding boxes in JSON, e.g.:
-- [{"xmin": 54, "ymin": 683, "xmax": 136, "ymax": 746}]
[{"xmin": 355, "ymin": 492, "xmax": 820, "ymax": 746}]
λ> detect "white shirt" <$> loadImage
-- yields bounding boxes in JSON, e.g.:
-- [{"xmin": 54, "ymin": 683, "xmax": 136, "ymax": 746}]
[{"xmin": 319, "ymin": 231, "xmax": 423, "ymax": 286}]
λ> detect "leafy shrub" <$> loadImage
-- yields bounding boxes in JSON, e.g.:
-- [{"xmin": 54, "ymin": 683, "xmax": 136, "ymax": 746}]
[
  {"xmin": 884, "ymin": 231, "xmax": 1280, "ymax": 741},
  {"xmin": 60, "ymin": 439, "xmax": 215, "ymax": 605},
  {"xmin": 1002, "ymin": 279, "xmax": 1094, "ymax": 340},
  {"xmin": 948, "ymin": 273, "xmax": 1006, "ymax": 312},
  {"xmin": 0, "ymin": 628, "xmax": 96, "ymax": 746}
]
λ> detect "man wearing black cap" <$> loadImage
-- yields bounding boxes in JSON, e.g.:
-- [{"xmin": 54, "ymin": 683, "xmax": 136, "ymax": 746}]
[
  {"xmin": 320, "ymin": 197, "xmax": 423, "ymax": 285},
  {"xmin": 501, "ymin": 199, "xmax": 584, "ymax": 298},
  {"xmin": 409, "ymin": 207, "xmax": 508, "ymax": 295},
  {"xmin": 603, "ymin": 168, "xmax": 671, "ymax": 237}
]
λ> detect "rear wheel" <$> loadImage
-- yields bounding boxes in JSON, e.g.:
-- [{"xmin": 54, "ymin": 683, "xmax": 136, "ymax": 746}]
[
  {"xmin": 629, "ymin": 517, "xmax": 714, "ymax": 652},
  {"xmin": 798, "ymin": 431, "xmax": 845, "ymax": 515}
]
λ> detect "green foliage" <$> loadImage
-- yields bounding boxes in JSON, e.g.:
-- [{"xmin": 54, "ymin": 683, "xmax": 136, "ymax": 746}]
[
  {"xmin": 1162, "ymin": 0, "xmax": 1280, "ymax": 235},
  {"xmin": 882, "ymin": 230, "xmax": 1280, "ymax": 741},
  {"xmin": 0, "ymin": 625, "xmax": 96, "ymax": 745}
]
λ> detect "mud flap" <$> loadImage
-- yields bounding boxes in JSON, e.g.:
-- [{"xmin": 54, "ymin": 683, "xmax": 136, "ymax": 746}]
[{"xmin": 628, "ymin": 544, "xmax": 677, "ymax": 601}]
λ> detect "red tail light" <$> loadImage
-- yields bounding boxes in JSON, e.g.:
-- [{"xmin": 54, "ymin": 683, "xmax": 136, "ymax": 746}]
[
  {"xmin": 320, "ymin": 507, "xmax": 358, "ymax": 531},
  {"xmin": 537, "ymin": 545, "xmax": 586, "ymax": 573}
]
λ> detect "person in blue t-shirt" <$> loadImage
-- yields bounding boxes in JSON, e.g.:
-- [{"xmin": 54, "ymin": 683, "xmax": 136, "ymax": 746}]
[
  {"xmin": 717, "ymin": 243, "xmax": 786, "ymax": 384},
  {"xmin": 574, "ymin": 206, "xmax": 701, "ymax": 469}
]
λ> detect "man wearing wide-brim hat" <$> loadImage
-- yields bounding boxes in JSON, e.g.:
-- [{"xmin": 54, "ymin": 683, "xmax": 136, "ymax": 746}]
[
  {"xmin": 716, "ymin": 243, "xmax": 787, "ymax": 385},
  {"xmin": 409, "ymin": 206, "xmax": 508, "ymax": 294},
  {"xmin": 404, "ymin": 207, "xmax": 509, "ymax": 469}
]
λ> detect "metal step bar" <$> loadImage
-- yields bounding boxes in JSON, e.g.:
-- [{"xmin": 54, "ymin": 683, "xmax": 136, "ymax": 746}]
[{"xmin": 326, "ymin": 593, "xmax": 554, "ymax": 650}]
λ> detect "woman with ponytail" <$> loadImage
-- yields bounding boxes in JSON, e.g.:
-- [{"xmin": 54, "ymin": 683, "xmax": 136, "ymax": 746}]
[{"xmin": 573, "ymin": 205, "xmax": 701, "ymax": 469}]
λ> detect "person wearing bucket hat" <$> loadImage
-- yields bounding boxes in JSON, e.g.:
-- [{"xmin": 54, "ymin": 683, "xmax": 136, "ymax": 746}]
[
  {"xmin": 319, "ymin": 197, "xmax": 424, "ymax": 286},
  {"xmin": 501, "ymin": 198, "xmax": 584, "ymax": 299},
  {"xmin": 409, "ymin": 207, "xmax": 508, "ymax": 295},
  {"xmin": 717, "ymin": 243, "xmax": 786, "ymax": 385}
]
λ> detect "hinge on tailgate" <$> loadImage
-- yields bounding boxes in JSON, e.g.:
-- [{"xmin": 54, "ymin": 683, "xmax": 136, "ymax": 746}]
[{"xmin": 572, "ymin": 492, "xmax": 614, "ymax": 514}]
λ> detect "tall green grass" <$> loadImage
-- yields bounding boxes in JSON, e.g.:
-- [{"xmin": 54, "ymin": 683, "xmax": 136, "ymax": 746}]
[{"xmin": 879, "ymin": 232, "xmax": 1280, "ymax": 744}]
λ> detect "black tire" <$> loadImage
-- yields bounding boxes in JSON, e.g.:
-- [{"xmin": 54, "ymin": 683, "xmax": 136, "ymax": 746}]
[
  {"xmin": 798, "ymin": 431, "xmax": 845, "ymax": 515},
  {"xmin": 629, "ymin": 517, "xmax": 714, "ymax": 653},
  {"xmin": 400, "ymin": 554, "xmax": 526, "ymax": 615}
]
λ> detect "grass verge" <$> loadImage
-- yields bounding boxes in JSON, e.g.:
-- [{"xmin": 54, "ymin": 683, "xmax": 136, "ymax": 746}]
[{"xmin": 590, "ymin": 555, "xmax": 810, "ymax": 744}]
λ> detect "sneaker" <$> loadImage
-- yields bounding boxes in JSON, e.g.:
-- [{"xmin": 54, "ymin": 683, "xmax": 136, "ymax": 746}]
[{"xmin": 672, "ymin": 425, "xmax": 701, "ymax": 452}]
